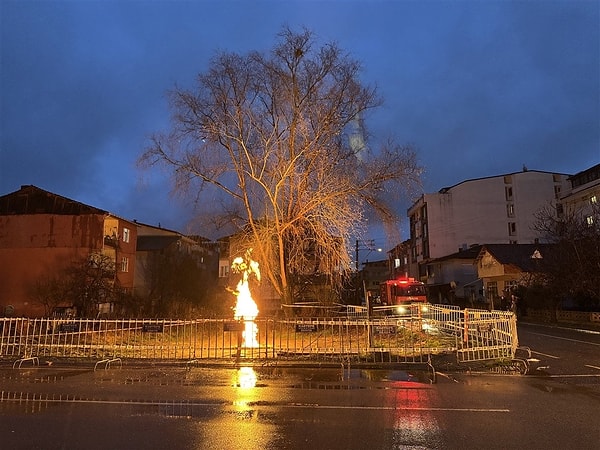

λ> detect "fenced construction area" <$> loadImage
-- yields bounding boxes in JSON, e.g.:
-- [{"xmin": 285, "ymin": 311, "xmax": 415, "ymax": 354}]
[{"xmin": 0, "ymin": 305, "xmax": 521, "ymax": 372}]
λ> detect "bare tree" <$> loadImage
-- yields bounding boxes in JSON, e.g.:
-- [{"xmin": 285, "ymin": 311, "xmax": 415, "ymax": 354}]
[
  {"xmin": 142, "ymin": 245, "xmax": 215, "ymax": 317},
  {"xmin": 27, "ymin": 253, "xmax": 118, "ymax": 317},
  {"xmin": 531, "ymin": 202, "xmax": 600, "ymax": 312},
  {"xmin": 28, "ymin": 275, "xmax": 70, "ymax": 316},
  {"xmin": 140, "ymin": 27, "xmax": 422, "ymax": 303},
  {"xmin": 68, "ymin": 253, "xmax": 118, "ymax": 317}
]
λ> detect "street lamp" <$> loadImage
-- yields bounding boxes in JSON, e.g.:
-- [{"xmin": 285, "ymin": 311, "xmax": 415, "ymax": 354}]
[{"xmin": 355, "ymin": 239, "xmax": 382, "ymax": 271}]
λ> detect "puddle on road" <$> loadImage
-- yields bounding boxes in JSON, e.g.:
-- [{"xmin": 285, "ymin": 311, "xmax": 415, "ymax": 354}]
[
  {"xmin": 0, "ymin": 366, "xmax": 433, "ymax": 417},
  {"xmin": 0, "ymin": 367, "xmax": 94, "ymax": 385},
  {"xmin": 0, "ymin": 390, "xmax": 228, "ymax": 418},
  {"xmin": 288, "ymin": 367, "xmax": 434, "ymax": 389}
]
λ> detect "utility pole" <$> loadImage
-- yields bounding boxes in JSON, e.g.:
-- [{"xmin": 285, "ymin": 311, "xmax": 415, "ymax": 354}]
[{"xmin": 354, "ymin": 239, "xmax": 380, "ymax": 306}]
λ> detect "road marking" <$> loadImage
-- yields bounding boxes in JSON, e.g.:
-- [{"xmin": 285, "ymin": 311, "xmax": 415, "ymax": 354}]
[
  {"xmin": 523, "ymin": 323, "xmax": 600, "ymax": 336},
  {"xmin": 585, "ymin": 365, "xmax": 600, "ymax": 371},
  {"xmin": 286, "ymin": 404, "xmax": 510, "ymax": 412},
  {"xmin": 530, "ymin": 350, "xmax": 560, "ymax": 359},
  {"xmin": 0, "ymin": 396, "xmax": 510, "ymax": 413},
  {"xmin": 541, "ymin": 374, "xmax": 600, "ymax": 378},
  {"xmin": 527, "ymin": 332, "xmax": 600, "ymax": 346}
]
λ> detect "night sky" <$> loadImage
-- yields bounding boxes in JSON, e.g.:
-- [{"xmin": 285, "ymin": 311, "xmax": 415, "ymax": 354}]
[{"xmin": 1, "ymin": 0, "xmax": 598, "ymax": 242}]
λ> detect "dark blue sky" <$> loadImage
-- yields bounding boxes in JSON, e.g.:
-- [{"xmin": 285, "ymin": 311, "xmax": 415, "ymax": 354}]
[{"xmin": 1, "ymin": 0, "xmax": 598, "ymax": 243}]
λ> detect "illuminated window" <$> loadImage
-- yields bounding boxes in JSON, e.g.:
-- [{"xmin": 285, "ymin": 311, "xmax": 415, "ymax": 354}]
[
  {"xmin": 120, "ymin": 257, "xmax": 129, "ymax": 272},
  {"xmin": 219, "ymin": 264, "xmax": 229, "ymax": 278},
  {"xmin": 505, "ymin": 280, "xmax": 518, "ymax": 293},
  {"xmin": 591, "ymin": 195, "xmax": 598, "ymax": 205},
  {"xmin": 123, "ymin": 228, "xmax": 130, "ymax": 243},
  {"xmin": 506, "ymin": 203, "xmax": 514, "ymax": 217},
  {"xmin": 587, "ymin": 215, "xmax": 594, "ymax": 226}
]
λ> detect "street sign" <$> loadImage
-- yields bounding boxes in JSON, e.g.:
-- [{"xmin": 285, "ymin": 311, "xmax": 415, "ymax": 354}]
[
  {"xmin": 223, "ymin": 321, "xmax": 245, "ymax": 332},
  {"xmin": 142, "ymin": 323, "xmax": 164, "ymax": 333}
]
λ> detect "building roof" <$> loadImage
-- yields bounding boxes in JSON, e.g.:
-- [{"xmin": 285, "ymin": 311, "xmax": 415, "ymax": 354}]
[
  {"xmin": 362, "ymin": 259, "xmax": 387, "ymax": 267},
  {"xmin": 428, "ymin": 245, "xmax": 483, "ymax": 263},
  {"xmin": 134, "ymin": 220, "xmax": 182, "ymax": 236},
  {"xmin": 568, "ymin": 163, "xmax": 600, "ymax": 188},
  {"xmin": 437, "ymin": 168, "xmax": 571, "ymax": 193},
  {"xmin": 136, "ymin": 235, "xmax": 182, "ymax": 251},
  {"xmin": 475, "ymin": 243, "xmax": 553, "ymax": 272},
  {"xmin": 0, "ymin": 185, "xmax": 107, "ymax": 216}
]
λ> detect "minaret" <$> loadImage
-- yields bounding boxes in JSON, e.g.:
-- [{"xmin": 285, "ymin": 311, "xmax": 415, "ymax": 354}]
[{"xmin": 347, "ymin": 113, "xmax": 368, "ymax": 160}]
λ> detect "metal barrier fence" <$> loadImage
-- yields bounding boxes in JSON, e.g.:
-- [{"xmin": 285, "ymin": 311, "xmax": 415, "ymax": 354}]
[
  {"xmin": 1, "ymin": 317, "xmax": 438, "ymax": 365},
  {"xmin": 454, "ymin": 309, "xmax": 518, "ymax": 363},
  {"xmin": 0, "ymin": 305, "xmax": 518, "ymax": 366}
]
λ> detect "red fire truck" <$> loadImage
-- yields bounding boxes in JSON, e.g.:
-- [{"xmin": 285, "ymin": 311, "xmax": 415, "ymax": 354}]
[{"xmin": 378, "ymin": 277, "xmax": 428, "ymax": 314}]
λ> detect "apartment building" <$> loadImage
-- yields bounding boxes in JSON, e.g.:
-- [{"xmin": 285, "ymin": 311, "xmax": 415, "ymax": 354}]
[
  {"xmin": 424, "ymin": 244, "xmax": 483, "ymax": 305},
  {"xmin": 359, "ymin": 259, "xmax": 389, "ymax": 305},
  {"xmin": 0, "ymin": 185, "xmax": 137, "ymax": 317},
  {"xmin": 134, "ymin": 221, "xmax": 218, "ymax": 315},
  {"xmin": 407, "ymin": 169, "xmax": 570, "ymax": 280},
  {"xmin": 560, "ymin": 163, "xmax": 600, "ymax": 220}
]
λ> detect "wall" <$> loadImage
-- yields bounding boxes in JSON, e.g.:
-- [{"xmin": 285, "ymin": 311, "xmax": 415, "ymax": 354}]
[{"xmin": 0, "ymin": 213, "xmax": 105, "ymax": 317}]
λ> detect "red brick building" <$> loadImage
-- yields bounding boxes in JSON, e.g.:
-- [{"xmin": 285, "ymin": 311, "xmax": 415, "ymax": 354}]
[{"xmin": 0, "ymin": 185, "xmax": 137, "ymax": 317}]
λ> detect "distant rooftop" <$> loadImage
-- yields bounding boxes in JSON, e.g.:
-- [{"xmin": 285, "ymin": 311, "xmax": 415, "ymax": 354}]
[{"xmin": 0, "ymin": 185, "xmax": 107, "ymax": 216}]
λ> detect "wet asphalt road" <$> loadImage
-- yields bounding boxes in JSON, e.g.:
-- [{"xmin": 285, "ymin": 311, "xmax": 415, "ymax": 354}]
[{"xmin": 1, "ymin": 357, "xmax": 599, "ymax": 450}]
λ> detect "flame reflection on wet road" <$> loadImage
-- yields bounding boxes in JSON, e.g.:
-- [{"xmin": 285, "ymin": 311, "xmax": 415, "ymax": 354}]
[{"xmin": 0, "ymin": 365, "xmax": 445, "ymax": 449}]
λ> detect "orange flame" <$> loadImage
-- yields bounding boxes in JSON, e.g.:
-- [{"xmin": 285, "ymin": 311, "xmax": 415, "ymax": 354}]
[{"xmin": 231, "ymin": 251, "xmax": 260, "ymax": 348}]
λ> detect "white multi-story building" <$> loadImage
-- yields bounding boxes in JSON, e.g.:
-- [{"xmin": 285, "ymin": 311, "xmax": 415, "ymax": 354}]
[
  {"xmin": 407, "ymin": 169, "xmax": 571, "ymax": 280},
  {"xmin": 560, "ymin": 163, "xmax": 600, "ymax": 221}
]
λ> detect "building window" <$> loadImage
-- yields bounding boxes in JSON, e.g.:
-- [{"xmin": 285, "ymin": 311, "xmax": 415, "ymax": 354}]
[
  {"xmin": 426, "ymin": 264, "xmax": 434, "ymax": 278},
  {"xmin": 508, "ymin": 222, "xmax": 516, "ymax": 236},
  {"xmin": 486, "ymin": 281, "xmax": 498, "ymax": 301},
  {"xmin": 219, "ymin": 264, "xmax": 229, "ymax": 278},
  {"xmin": 122, "ymin": 228, "xmax": 130, "ymax": 243},
  {"xmin": 423, "ymin": 243, "xmax": 429, "ymax": 259},
  {"xmin": 587, "ymin": 215, "xmax": 594, "ymax": 226},
  {"xmin": 556, "ymin": 203, "xmax": 564, "ymax": 216},
  {"xmin": 503, "ymin": 175, "xmax": 512, "ymax": 184},
  {"xmin": 591, "ymin": 195, "xmax": 598, "ymax": 205},
  {"xmin": 506, "ymin": 203, "xmax": 514, "ymax": 218},
  {"xmin": 554, "ymin": 185, "xmax": 561, "ymax": 199},
  {"xmin": 505, "ymin": 186, "xmax": 513, "ymax": 201},
  {"xmin": 120, "ymin": 257, "xmax": 129, "ymax": 272},
  {"xmin": 505, "ymin": 280, "xmax": 518, "ymax": 293}
]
